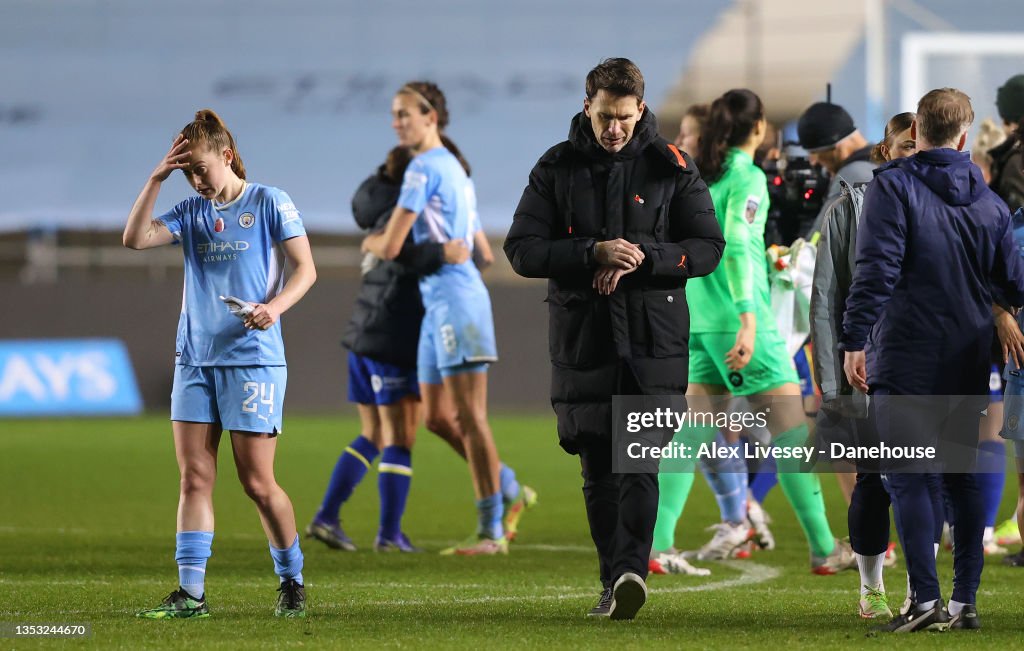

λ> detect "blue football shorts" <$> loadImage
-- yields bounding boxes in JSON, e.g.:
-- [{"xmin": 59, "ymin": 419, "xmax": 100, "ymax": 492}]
[
  {"xmin": 347, "ymin": 351, "xmax": 419, "ymax": 405},
  {"xmin": 171, "ymin": 364, "xmax": 286, "ymax": 434}
]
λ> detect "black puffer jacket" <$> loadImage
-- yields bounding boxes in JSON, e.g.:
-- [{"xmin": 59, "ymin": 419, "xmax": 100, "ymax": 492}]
[
  {"xmin": 504, "ymin": 110, "xmax": 724, "ymax": 452},
  {"xmin": 989, "ymin": 136, "xmax": 1024, "ymax": 213},
  {"xmin": 341, "ymin": 170, "xmax": 445, "ymax": 368}
]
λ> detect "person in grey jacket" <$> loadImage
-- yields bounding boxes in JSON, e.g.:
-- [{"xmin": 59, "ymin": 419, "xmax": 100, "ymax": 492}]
[
  {"xmin": 810, "ymin": 112, "xmax": 913, "ymax": 621},
  {"xmin": 812, "ymin": 112, "xmax": 915, "ymax": 415}
]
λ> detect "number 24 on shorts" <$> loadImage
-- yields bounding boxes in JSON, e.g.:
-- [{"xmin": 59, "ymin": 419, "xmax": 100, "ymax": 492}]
[{"xmin": 242, "ymin": 382, "xmax": 276, "ymax": 415}]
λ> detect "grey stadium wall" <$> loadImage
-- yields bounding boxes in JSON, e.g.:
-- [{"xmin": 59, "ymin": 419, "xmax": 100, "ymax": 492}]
[{"xmin": 1, "ymin": 279, "xmax": 552, "ymax": 414}]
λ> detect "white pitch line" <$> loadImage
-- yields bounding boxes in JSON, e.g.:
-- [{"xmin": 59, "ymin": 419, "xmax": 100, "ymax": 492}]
[
  {"xmin": 0, "ymin": 563, "xmax": 776, "ymax": 599},
  {"xmin": 0, "ymin": 565, "xmax": 781, "ymax": 613},
  {"xmin": 418, "ymin": 541, "xmax": 594, "ymax": 553},
  {"xmin": 362, "ymin": 561, "xmax": 780, "ymax": 607}
]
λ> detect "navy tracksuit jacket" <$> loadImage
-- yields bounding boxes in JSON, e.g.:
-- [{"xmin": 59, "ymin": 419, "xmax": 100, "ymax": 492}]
[
  {"xmin": 840, "ymin": 148, "xmax": 1024, "ymax": 395},
  {"xmin": 839, "ymin": 147, "xmax": 1024, "ymax": 607}
]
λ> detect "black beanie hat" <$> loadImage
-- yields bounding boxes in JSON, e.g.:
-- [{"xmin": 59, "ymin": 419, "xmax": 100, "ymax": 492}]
[
  {"xmin": 797, "ymin": 102, "xmax": 857, "ymax": 152},
  {"xmin": 996, "ymin": 74, "xmax": 1024, "ymax": 125}
]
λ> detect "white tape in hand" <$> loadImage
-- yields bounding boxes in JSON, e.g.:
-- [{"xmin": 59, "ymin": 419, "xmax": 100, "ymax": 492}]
[{"xmin": 219, "ymin": 295, "xmax": 255, "ymax": 320}]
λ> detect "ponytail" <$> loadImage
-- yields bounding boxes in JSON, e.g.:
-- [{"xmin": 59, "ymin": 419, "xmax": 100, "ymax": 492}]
[
  {"xmin": 440, "ymin": 134, "xmax": 471, "ymax": 176},
  {"xmin": 180, "ymin": 108, "xmax": 246, "ymax": 180},
  {"xmin": 697, "ymin": 102, "xmax": 733, "ymax": 184},
  {"xmin": 697, "ymin": 89, "xmax": 764, "ymax": 183}
]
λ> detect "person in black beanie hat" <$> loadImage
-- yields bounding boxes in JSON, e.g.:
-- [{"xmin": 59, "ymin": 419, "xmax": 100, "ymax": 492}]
[
  {"xmin": 989, "ymin": 74, "xmax": 1024, "ymax": 212},
  {"xmin": 797, "ymin": 102, "xmax": 875, "ymax": 236}
]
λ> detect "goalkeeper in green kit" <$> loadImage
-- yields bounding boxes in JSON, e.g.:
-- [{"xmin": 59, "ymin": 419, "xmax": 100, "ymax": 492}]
[{"xmin": 652, "ymin": 89, "xmax": 854, "ymax": 574}]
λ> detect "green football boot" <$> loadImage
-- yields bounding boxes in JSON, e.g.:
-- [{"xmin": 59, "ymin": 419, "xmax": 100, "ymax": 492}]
[{"xmin": 136, "ymin": 588, "xmax": 210, "ymax": 619}]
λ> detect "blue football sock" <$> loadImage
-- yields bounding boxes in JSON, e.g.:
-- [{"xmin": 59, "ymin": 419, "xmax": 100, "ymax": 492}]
[
  {"xmin": 176, "ymin": 531, "xmax": 214, "ymax": 599},
  {"xmin": 378, "ymin": 446, "xmax": 412, "ymax": 539},
  {"xmin": 977, "ymin": 440, "xmax": 1007, "ymax": 527},
  {"xmin": 700, "ymin": 433, "xmax": 748, "ymax": 524},
  {"xmin": 316, "ymin": 435, "xmax": 379, "ymax": 524},
  {"xmin": 499, "ymin": 463, "xmax": 521, "ymax": 505},
  {"xmin": 269, "ymin": 534, "xmax": 304, "ymax": 585},
  {"xmin": 750, "ymin": 450, "xmax": 778, "ymax": 504},
  {"xmin": 476, "ymin": 492, "xmax": 504, "ymax": 539}
]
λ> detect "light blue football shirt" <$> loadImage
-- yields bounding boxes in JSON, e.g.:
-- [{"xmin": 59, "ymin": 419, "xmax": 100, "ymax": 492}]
[
  {"xmin": 157, "ymin": 182, "xmax": 306, "ymax": 366},
  {"xmin": 397, "ymin": 147, "xmax": 487, "ymax": 307},
  {"xmin": 1012, "ymin": 207, "xmax": 1024, "ymax": 331}
]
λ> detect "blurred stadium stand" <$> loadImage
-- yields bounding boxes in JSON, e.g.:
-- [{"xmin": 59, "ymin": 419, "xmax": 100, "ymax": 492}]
[
  {"xmin": 660, "ymin": 1, "xmax": 867, "ymax": 130},
  {"xmin": 3, "ymin": 0, "xmax": 1023, "ymax": 411},
  {"xmin": 0, "ymin": 0, "xmax": 728, "ymax": 235}
]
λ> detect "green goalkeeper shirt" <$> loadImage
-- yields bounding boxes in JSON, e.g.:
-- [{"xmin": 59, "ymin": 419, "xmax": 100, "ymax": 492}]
[{"xmin": 688, "ymin": 148, "xmax": 774, "ymax": 333}]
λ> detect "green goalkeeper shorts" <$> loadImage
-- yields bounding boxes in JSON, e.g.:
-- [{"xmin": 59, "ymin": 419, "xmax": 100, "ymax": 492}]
[{"xmin": 688, "ymin": 330, "xmax": 799, "ymax": 396}]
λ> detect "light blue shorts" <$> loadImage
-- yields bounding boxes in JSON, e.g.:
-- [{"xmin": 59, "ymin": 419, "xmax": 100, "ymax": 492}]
[
  {"xmin": 417, "ymin": 300, "xmax": 497, "ymax": 385},
  {"xmin": 1002, "ymin": 362, "xmax": 1024, "ymax": 443},
  {"xmin": 171, "ymin": 365, "xmax": 287, "ymax": 434}
]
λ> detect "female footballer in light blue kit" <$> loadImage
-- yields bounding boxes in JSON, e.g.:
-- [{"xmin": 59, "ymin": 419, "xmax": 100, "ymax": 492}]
[
  {"xmin": 123, "ymin": 109, "xmax": 316, "ymax": 618},
  {"xmin": 363, "ymin": 82, "xmax": 508, "ymax": 555}
]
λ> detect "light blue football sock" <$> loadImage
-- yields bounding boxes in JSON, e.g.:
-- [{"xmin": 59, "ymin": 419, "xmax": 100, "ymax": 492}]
[
  {"xmin": 269, "ymin": 534, "xmax": 304, "ymax": 585},
  {"xmin": 176, "ymin": 531, "xmax": 214, "ymax": 599},
  {"xmin": 499, "ymin": 464, "xmax": 521, "ymax": 505},
  {"xmin": 476, "ymin": 492, "xmax": 504, "ymax": 539},
  {"xmin": 700, "ymin": 433, "xmax": 748, "ymax": 524}
]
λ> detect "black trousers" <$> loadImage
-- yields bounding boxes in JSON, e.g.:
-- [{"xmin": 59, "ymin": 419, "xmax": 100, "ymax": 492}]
[
  {"xmin": 578, "ymin": 442, "xmax": 658, "ymax": 588},
  {"xmin": 576, "ymin": 363, "xmax": 660, "ymax": 588}
]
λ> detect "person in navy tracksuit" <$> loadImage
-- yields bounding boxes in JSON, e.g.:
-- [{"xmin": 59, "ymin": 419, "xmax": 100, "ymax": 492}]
[{"xmin": 841, "ymin": 88, "xmax": 1024, "ymax": 632}]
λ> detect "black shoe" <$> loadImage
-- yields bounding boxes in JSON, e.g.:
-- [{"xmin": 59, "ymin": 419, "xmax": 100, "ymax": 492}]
[
  {"xmin": 869, "ymin": 599, "xmax": 949, "ymax": 634},
  {"xmin": 275, "ymin": 579, "xmax": 306, "ymax": 618},
  {"xmin": 586, "ymin": 587, "xmax": 612, "ymax": 618},
  {"xmin": 949, "ymin": 604, "xmax": 980, "ymax": 630},
  {"xmin": 609, "ymin": 572, "xmax": 647, "ymax": 621},
  {"xmin": 1002, "ymin": 549, "xmax": 1024, "ymax": 567}
]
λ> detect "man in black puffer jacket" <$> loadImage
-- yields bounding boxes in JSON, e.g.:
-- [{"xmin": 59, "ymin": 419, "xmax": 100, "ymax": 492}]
[{"xmin": 504, "ymin": 58, "xmax": 724, "ymax": 620}]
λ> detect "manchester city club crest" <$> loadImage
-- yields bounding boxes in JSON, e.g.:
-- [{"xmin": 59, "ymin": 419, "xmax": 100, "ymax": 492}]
[
  {"xmin": 239, "ymin": 212, "xmax": 256, "ymax": 228},
  {"xmin": 1008, "ymin": 413, "xmax": 1020, "ymax": 432}
]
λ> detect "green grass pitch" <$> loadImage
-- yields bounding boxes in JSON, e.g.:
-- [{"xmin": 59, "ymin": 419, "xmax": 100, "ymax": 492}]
[{"xmin": 1, "ymin": 414, "xmax": 1021, "ymax": 649}]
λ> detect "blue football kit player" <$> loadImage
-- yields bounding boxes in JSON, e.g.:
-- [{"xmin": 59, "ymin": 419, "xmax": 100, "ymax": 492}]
[
  {"xmin": 123, "ymin": 109, "xmax": 316, "ymax": 619},
  {"xmin": 405, "ymin": 153, "xmax": 499, "ymax": 384},
  {"xmin": 363, "ymin": 82, "xmax": 513, "ymax": 555},
  {"xmin": 307, "ymin": 144, "xmax": 533, "ymax": 554}
]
